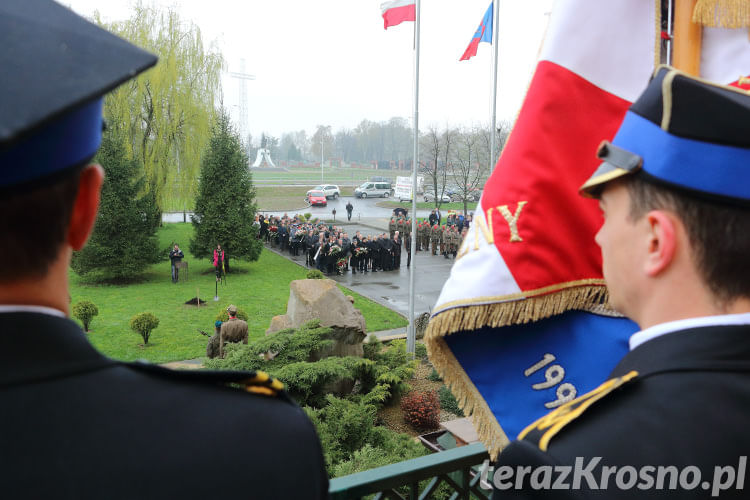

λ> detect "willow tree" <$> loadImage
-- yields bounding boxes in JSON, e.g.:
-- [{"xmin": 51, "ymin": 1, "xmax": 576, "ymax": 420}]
[{"xmin": 95, "ymin": 4, "xmax": 224, "ymax": 210}]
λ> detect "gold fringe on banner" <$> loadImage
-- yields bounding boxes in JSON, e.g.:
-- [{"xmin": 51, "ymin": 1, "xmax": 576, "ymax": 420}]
[
  {"xmin": 424, "ymin": 285, "xmax": 610, "ymax": 461},
  {"xmin": 693, "ymin": 0, "xmax": 750, "ymax": 28}
]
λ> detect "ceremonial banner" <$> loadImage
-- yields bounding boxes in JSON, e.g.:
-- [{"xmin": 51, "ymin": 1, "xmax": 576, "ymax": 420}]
[
  {"xmin": 459, "ymin": 2, "xmax": 493, "ymax": 61},
  {"xmin": 381, "ymin": 0, "xmax": 416, "ymax": 30},
  {"xmin": 426, "ymin": 0, "xmax": 750, "ymax": 461}
]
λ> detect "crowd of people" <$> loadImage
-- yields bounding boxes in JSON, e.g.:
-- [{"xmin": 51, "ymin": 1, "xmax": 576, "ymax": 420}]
[{"xmin": 255, "ymin": 209, "xmax": 473, "ymax": 275}]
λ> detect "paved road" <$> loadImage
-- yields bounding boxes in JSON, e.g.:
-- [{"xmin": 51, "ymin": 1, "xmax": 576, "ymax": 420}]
[
  {"xmin": 164, "ymin": 195, "xmax": 439, "ymax": 223},
  {"xmin": 264, "ymin": 219, "xmax": 455, "ymax": 320}
]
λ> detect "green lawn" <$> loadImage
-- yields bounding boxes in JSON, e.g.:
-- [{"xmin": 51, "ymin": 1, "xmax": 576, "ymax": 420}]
[
  {"xmin": 378, "ymin": 200, "xmax": 478, "ymax": 212},
  {"xmin": 70, "ymin": 223, "xmax": 407, "ymax": 363}
]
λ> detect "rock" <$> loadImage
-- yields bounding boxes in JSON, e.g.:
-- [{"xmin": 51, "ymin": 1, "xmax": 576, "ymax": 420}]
[
  {"xmin": 266, "ymin": 279, "xmax": 367, "ymax": 358},
  {"xmin": 267, "ymin": 315, "xmax": 292, "ymax": 333}
]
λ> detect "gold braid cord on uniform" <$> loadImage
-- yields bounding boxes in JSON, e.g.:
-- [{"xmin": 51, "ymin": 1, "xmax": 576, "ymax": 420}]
[
  {"xmin": 242, "ymin": 371, "xmax": 284, "ymax": 397},
  {"xmin": 518, "ymin": 370, "xmax": 638, "ymax": 452}
]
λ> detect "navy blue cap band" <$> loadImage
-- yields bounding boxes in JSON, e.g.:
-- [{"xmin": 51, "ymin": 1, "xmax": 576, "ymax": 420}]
[
  {"xmin": 613, "ymin": 111, "xmax": 750, "ymax": 202},
  {"xmin": 0, "ymin": 98, "xmax": 103, "ymax": 188}
]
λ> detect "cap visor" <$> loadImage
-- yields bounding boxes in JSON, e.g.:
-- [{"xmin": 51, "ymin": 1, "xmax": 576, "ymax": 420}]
[{"xmin": 579, "ymin": 162, "xmax": 632, "ymax": 198}]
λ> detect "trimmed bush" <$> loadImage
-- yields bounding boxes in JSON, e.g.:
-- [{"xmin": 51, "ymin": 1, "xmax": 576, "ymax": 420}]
[
  {"xmin": 306, "ymin": 269, "xmax": 325, "ymax": 279},
  {"xmin": 129, "ymin": 312, "xmax": 159, "ymax": 345},
  {"xmin": 71, "ymin": 300, "xmax": 98, "ymax": 332},
  {"xmin": 438, "ymin": 385, "xmax": 464, "ymax": 417},
  {"xmin": 401, "ymin": 390, "xmax": 440, "ymax": 431}
]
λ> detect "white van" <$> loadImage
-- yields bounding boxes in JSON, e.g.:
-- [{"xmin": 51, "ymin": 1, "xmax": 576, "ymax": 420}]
[{"xmin": 354, "ymin": 182, "xmax": 393, "ymax": 198}]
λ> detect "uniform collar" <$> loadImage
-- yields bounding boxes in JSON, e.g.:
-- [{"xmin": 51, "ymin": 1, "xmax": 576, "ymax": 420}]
[
  {"xmin": 0, "ymin": 304, "xmax": 66, "ymax": 318},
  {"xmin": 612, "ymin": 324, "xmax": 750, "ymax": 378},
  {"xmin": 0, "ymin": 312, "xmax": 115, "ymax": 387},
  {"xmin": 629, "ymin": 312, "xmax": 750, "ymax": 350}
]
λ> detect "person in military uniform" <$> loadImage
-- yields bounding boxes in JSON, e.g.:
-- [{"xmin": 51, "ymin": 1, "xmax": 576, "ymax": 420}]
[
  {"xmin": 389, "ymin": 217, "xmax": 397, "ymax": 240},
  {"xmin": 219, "ymin": 304, "xmax": 249, "ymax": 358},
  {"xmin": 494, "ymin": 67, "xmax": 750, "ymax": 498},
  {"xmin": 0, "ymin": 2, "xmax": 328, "ymax": 498},
  {"xmin": 430, "ymin": 223, "xmax": 442, "ymax": 256}
]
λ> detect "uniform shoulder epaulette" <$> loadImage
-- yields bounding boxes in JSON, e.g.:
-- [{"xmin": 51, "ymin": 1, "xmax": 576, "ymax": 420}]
[
  {"xmin": 518, "ymin": 370, "xmax": 638, "ymax": 452},
  {"xmin": 125, "ymin": 361, "xmax": 289, "ymax": 401}
]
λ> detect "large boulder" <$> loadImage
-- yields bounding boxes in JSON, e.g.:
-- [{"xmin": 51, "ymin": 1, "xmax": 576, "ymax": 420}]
[{"xmin": 267, "ymin": 279, "xmax": 366, "ymax": 358}]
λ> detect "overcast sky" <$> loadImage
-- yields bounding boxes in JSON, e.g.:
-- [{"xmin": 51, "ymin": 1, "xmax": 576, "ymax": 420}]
[{"xmin": 63, "ymin": 0, "xmax": 553, "ymax": 142}]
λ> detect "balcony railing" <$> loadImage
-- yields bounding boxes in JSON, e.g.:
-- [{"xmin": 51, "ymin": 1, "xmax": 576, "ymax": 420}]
[{"xmin": 329, "ymin": 442, "xmax": 491, "ymax": 500}]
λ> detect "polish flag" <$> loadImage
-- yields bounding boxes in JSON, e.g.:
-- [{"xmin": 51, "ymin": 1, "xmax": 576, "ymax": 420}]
[
  {"xmin": 381, "ymin": 0, "xmax": 415, "ymax": 30},
  {"xmin": 425, "ymin": 0, "xmax": 750, "ymax": 461}
]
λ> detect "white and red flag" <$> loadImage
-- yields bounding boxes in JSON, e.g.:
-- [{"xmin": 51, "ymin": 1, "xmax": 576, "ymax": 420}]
[
  {"xmin": 381, "ymin": 0, "xmax": 415, "ymax": 30},
  {"xmin": 425, "ymin": 0, "xmax": 750, "ymax": 460}
]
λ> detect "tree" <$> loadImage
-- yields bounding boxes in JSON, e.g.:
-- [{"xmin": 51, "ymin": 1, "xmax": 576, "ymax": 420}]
[
  {"xmin": 130, "ymin": 312, "xmax": 159, "ymax": 345},
  {"xmin": 71, "ymin": 130, "xmax": 161, "ymax": 281},
  {"xmin": 419, "ymin": 125, "xmax": 453, "ymax": 209},
  {"xmin": 451, "ymin": 126, "xmax": 487, "ymax": 215},
  {"xmin": 311, "ymin": 125, "xmax": 333, "ymax": 164},
  {"xmin": 190, "ymin": 110, "xmax": 262, "ymax": 272},
  {"xmin": 72, "ymin": 301, "xmax": 99, "ymax": 332},
  {"xmin": 96, "ymin": 3, "xmax": 224, "ymax": 210}
]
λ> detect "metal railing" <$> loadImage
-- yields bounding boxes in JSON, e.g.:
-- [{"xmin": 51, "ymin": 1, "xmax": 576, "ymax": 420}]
[{"xmin": 329, "ymin": 442, "xmax": 491, "ymax": 500}]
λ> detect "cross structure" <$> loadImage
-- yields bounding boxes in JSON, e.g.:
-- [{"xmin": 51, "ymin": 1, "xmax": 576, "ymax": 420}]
[{"xmin": 229, "ymin": 58, "xmax": 255, "ymax": 147}]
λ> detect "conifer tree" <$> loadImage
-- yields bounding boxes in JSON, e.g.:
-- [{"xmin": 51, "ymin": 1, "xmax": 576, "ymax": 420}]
[
  {"xmin": 190, "ymin": 111, "xmax": 262, "ymax": 271},
  {"xmin": 71, "ymin": 130, "xmax": 161, "ymax": 281}
]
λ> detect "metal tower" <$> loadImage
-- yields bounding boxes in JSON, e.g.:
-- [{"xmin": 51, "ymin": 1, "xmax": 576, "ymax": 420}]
[{"xmin": 229, "ymin": 58, "xmax": 255, "ymax": 144}]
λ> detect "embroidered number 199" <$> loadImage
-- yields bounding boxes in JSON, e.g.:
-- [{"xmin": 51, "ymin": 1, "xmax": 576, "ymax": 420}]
[{"xmin": 524, "ymin": 354, "xmax": 577, "ymax": 409}]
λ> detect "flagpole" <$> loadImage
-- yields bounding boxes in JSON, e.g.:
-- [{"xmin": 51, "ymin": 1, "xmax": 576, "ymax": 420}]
[
  {"xmin": 407, "ymin": 0, "xmax": 421, "ymax": 355},
  {"xmin": 672, "ymin": 0, "xmax": 701, "ymax": 76},
  {"xmin": 489, "ymin": 0, "xmax": 500, "ymax": 174}
]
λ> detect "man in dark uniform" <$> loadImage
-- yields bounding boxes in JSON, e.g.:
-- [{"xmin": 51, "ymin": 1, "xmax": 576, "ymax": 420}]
[
  {"xmin": 0, "ymin": 2, "xmax": 328, "ymax": 498},
  {"xmin": 494, "ymin": 67, "xmax": 750, "ymax": 498}
]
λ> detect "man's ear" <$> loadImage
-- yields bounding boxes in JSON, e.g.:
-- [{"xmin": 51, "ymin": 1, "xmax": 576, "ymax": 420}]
[
  {"xmin": 67, "ymin": 164, "xmax": 104, "ymax": 251},
  {"xmin": 644, "ymin": 210, "xmax": 677, "ymax": 277}
]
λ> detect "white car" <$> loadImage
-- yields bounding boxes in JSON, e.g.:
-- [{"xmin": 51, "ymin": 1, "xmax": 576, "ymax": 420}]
[
  {"xmin": 305, "ymin": 184, "xmax": 340, "ymax": 199},
  {"xmin": 423, "ymin": 192, "xmax": 451, "ymax": 203}
]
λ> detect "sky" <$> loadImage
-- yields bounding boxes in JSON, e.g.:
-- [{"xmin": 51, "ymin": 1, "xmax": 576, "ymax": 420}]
[{"xmin": 63, "ymin": 0, "xmax": 554, "ymax": 142}]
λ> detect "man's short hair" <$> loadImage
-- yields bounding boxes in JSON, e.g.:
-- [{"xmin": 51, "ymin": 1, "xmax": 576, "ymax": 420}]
[
  {"xmin": 0, "ymin": 169, "xmax": 82, "ymax": 282},
  {"xmin": 625, "ymin": 176, "xmax": 750, "ymax": 304}
]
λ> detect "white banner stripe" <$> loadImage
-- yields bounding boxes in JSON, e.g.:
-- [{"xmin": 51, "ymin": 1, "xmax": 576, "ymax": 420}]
[
  {"xmin": 434, "ymin": 198, "xmax": 521, "ymax": 309},
  {"xmin": 540, "ymin": 0, "xmax": 656, "ymax": 102},
  {"xmin": 380, "ymin": 0, "xmax": 415, "ymax": 15},
  {"xmin": 701, "ymin": 27, "xmax": 750, "ymax": 84}
]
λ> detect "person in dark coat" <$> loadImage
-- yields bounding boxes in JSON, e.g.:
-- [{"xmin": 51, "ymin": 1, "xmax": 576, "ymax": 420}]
[
  {"xmin": 168, "ymin": 244, "xmax": 184, "ymax": 283},
  {"xmin": 392, "ymin": 231, "xmax": 402, "ymax": 269},
  {"xmin": 0, "ymin": 4, "xmax": 328, "ymax": 498},
  {"xmin": 494, "ymin": 67, "xmax": 750, "ymax": 499}
]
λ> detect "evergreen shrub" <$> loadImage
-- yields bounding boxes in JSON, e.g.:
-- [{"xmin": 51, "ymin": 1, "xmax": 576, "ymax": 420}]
[
  {"xmin": 72, "ymin": 300, "xmax": 98, "ymax": 332},
  {"xmin": 438, "ymin": 385, "xmax": 464, "ymax": 417},
  {"xmin": 129, "ymin": 312, "xmax": 159, "ymax": 345}
]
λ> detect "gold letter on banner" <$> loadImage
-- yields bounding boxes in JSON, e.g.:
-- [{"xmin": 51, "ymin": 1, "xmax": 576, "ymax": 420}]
[
  {"xmin": 498, "ymin": 201, "xmax": 527, "ymax": 242},
  {"xmin": 473, "ymin": 207, "xmax": 495, "ymax": 250}
]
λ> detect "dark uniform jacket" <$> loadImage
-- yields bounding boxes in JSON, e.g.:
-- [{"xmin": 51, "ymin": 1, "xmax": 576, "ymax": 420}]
[
  {"xmin": 0, "ymin": 312, "xmax": 329, "ymax": 499},
  {"xmin": 494, "ymin": 324, "xmax": 750, "ymax": 499}
]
